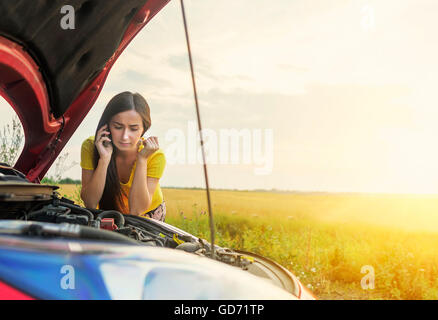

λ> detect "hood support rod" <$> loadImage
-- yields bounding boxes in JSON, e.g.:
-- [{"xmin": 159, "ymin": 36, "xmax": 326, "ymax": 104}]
[{"xmin": 179, "ymin": 0, "xmax": 216, "ymax": 258}]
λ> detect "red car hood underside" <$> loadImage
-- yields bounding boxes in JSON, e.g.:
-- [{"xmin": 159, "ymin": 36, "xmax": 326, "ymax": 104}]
[{"xmin": 0, "ymin": 0, "xmax": 170, "ymax": 182}]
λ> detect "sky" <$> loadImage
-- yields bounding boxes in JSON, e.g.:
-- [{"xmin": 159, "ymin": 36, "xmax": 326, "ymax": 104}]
[{"xmin": 1, "ymin": 0, "xmax": 438, "ymax": 193}]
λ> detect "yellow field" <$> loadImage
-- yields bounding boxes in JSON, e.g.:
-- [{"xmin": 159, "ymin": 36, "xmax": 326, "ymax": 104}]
[
  {"xmin": 162, "ymin": 188, "xmax": 438, "ymax": 233},
  {"xmin": 57, "ymin": 185, "xmax": 438, "ymax": 300}
]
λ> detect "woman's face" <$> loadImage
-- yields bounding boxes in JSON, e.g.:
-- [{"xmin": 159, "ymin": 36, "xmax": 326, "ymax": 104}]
[{"xmin": 109, "ymin": 110, "xmax": 144, "ymax": 152}]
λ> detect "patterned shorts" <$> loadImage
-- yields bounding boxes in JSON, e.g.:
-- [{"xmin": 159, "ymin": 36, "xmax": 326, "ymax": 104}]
[{"xmin": 142, "ymin": 201, "xmax": 166, "ymax": 222}]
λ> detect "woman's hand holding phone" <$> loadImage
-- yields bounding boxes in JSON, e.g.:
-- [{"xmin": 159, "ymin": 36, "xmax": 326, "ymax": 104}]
[
  {"xmin": 137, "ymin": 136, "xmax": 159, "ymax": 160},
  {"xmin": 95, "ymin": 124, "xmax": 113, "ymax": 161}
]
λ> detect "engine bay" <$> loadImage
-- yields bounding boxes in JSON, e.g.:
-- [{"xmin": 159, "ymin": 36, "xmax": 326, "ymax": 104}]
[
  {"xmin": 0, "ymin": 172, "xmax": 252, "ymax": 271},
  {"xmin": 0, "ymin": 167, "xmax": 299, "ymax": 296}
]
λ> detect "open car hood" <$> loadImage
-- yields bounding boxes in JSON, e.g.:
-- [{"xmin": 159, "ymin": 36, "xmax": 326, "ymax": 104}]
[{"xmin": 0, "ymin": 0, "xmax": 170, "ymax": 182}]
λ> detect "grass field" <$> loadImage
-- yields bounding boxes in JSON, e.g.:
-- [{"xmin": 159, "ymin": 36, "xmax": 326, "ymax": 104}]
[{"xmin": 57, "ymin": 184, "xmax": 438, "ymax": 300}]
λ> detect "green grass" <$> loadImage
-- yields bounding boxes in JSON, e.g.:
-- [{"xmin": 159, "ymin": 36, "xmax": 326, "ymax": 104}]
[{"xmin": 166, "ymin": 208, "xmax": 438, "ymax": 300}]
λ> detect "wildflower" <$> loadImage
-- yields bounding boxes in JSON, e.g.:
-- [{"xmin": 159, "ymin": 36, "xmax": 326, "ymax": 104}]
[{"xmin": 310, "ymin": 267, "xmax": 316, "ymax": 273}]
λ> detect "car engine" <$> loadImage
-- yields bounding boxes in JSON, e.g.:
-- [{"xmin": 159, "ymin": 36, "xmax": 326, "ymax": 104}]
[
  {"xmin": 0, "ymin": 167, "xmax": 252, "ymax": 271},
  {"xmin": 0, "ymin": 165, "xmax": 301, "ymax": 297}
]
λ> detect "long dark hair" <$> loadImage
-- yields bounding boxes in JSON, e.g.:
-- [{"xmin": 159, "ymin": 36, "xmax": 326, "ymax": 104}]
[{"xmin": 93, "ymin": 91, "xmax": 151, "ymax": 212}]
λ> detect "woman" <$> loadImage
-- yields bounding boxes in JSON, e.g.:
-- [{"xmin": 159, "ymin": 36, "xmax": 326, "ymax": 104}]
[{"xmin": 80, "ymin": 91, "xmax": 166, "ymax": 221}]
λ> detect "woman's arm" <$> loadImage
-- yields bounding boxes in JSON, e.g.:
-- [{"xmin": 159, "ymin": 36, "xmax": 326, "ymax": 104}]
[
  {"xmin": 129, "ymin": 157, "xmax": 159, "ymax": 215},
  {"xmin": 80, "ymin": 125, "xmax": 113, "ymax": 209},
  {"xmin": 129, "ymin": 136, "xmax": 160, "ymax": 215},
  {"xmin": 80, "ymin": 158, "xmax": 111, "ymax": 209}
]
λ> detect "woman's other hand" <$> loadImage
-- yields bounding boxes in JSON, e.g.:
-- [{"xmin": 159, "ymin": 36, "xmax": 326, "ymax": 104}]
[
  {"xmin": 95, "ymin": 124, "xmax": 113, "ymax": 161},
  {"xmin": 138, "ymin": 136, "xmax": 159, "ymax": 160}
]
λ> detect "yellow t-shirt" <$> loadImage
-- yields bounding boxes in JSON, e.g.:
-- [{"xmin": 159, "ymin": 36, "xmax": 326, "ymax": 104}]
[{"xmin": 80, "ymin": 136, "xmax": 166, "ymax": 215}]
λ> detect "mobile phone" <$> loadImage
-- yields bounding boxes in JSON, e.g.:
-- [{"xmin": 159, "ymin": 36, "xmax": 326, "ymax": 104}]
[{"xmin": 102, "ymin": 124, "xmax": 112, "ymax": 147}]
